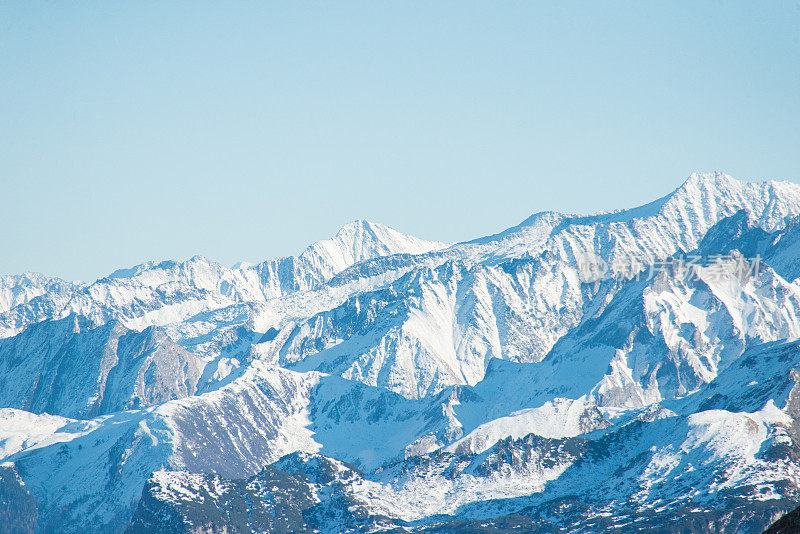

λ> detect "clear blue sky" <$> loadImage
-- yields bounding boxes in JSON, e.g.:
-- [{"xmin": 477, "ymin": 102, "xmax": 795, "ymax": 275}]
[{"xmin": 2, "ymin": 2, "xmax": 799, "ymax": 281}]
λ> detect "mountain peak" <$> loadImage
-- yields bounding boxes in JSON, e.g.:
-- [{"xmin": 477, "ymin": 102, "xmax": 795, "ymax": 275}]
[
  {"xmin": 672, "ymin": 171, "xmax": 800, "ymax": 200},
  {"xmin": 681, "ymin": 171, "xmax": 736, "ymax": 188},
  {"xmin": 332, "ymin": 219, "xmax": 391, "ymax": 244},
  {"xmin": 337, "ymin": 219, "xmax": 383, "ymax": 234},
  {"xmin": 301, "ymin": 219, "xmax": 448, "ymax": 273},
  {"xmin": 661, "ymin": 172, "xmax": 800, "ymax": 233},
  {"xmin": 663, "ymin": 172, "xmax": 742, "ymax": 208}
]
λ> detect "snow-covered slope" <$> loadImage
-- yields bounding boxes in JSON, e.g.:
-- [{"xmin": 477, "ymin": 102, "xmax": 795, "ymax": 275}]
[{"xmin": 2, "ymin": 173, "xmax": 800, "ymax": 532}]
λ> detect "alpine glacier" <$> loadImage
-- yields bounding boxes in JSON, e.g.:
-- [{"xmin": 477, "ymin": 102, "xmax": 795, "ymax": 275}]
[{"xmin": 3, "ymin": 173, "xmax": 800, "ymax": 532}]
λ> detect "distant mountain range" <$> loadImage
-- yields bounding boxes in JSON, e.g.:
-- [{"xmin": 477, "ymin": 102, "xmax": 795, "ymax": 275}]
[{"xmin": 3, "ymin": 172, "xmax": 800, "ymax": 532}]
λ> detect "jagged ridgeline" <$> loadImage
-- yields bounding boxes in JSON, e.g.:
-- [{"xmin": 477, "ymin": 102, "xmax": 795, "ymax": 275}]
[{"xmin": 4, "ymin": 173, "xmax": 800, "ymax": 532}]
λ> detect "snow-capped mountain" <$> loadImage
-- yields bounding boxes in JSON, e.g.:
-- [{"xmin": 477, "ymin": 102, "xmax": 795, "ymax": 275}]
[
  {"xmin": 0, "ymin": 220, "xmax": 447, "ymax": 339},
  {"xmin": 2, "ymin": 173, "xmax": 800, "ymax": 532}
]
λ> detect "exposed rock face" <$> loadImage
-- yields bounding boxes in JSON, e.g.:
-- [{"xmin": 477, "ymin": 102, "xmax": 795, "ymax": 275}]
[
  {"xmin": 765, "ymin": 503, "xmax": 800, "ymax": 534},
  {"xmin": 126, "ymin": 467, "xmax": 317, "ymax": 534},
  {"xmin": 0, "ymin": 463, "xmax": 38, "ymax": 534},
  {"xmin": 0, "ymin": 316, "xmax": 202, "ymax": 418}
]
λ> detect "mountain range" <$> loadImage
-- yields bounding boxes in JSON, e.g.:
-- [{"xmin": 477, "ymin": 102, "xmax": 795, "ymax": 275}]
[{"xmin": 3, "ymin": 172, "xmax": 800, "ymax": 532}]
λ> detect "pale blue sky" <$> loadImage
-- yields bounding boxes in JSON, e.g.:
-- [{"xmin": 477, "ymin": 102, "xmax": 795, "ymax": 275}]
[{"xmin": 2, "ymin": 2, "xmax": 799, "ymax": 281}]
